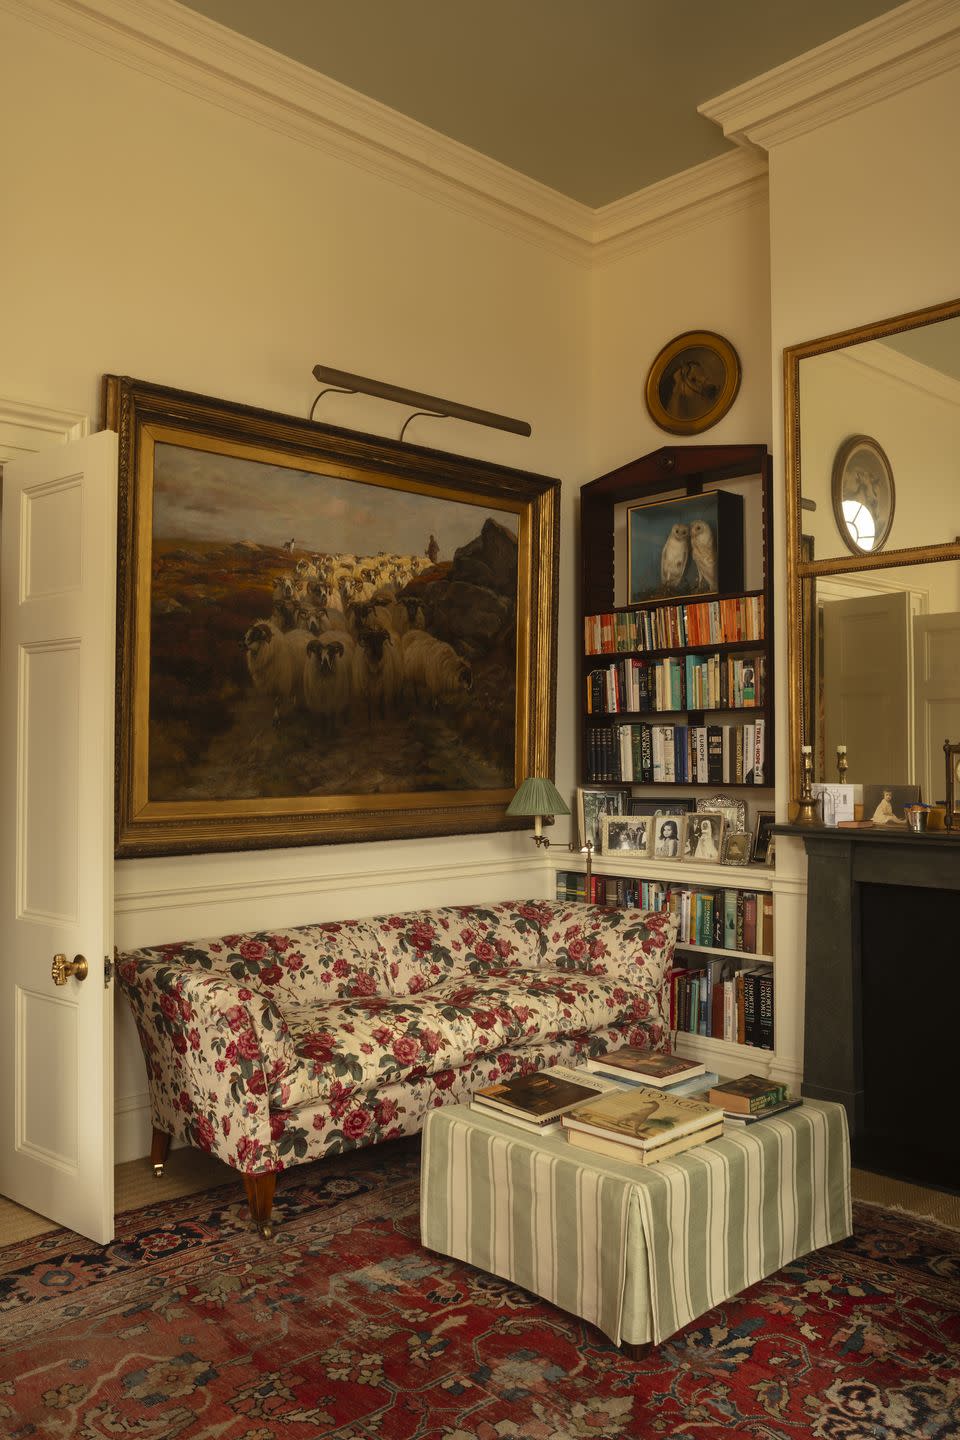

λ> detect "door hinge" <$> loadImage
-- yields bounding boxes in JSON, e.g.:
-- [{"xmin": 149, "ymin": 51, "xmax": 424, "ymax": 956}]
[{"xmin": 104, "ymin": 955, "xmax": 113, "ymax": 988}]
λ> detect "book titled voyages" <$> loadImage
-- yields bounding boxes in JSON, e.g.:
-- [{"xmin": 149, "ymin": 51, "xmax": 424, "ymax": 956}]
[
  {"xmin": 471, "ymin": 1064, "xmax": 620, "ymax": 1132},
  {"xmin": 583, "ymin": 1047, "xmax": 706, "ymax": 1089},
  {"xmin": 708, "ymin": 1074, "xmax": 788, "ymax": 1115},
  {"xmin": 561, "ymin": 1084, "xmax": 722, "ymax": 1150},
  {"xmin": 566, "ymin": 1121, "xmax": 723, "ymax": 1166}
]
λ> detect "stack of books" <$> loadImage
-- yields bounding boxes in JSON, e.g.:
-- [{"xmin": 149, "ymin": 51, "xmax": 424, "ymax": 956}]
[
  {"xmin": 583, "ymin": 1047, "xmax": 718, "ymax": 1097},
  {"xmin": 470, "ymin": 1064, "xmax": 622, "ymax": 1133},
  {"xmin": 707, "ymin": 1074, "xmax": 800, "ymax": 1125},
  {"xmin": 560, "ymin": 1085, "xmax": 723, "ymax": 1166}
]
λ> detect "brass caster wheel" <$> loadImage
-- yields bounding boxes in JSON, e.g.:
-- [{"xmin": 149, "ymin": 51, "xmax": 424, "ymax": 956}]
[
  {"xmin": 259, "ymin": 1222, "xmax": 274, "ymax": 1240},
  {"xmin": 153, "ymin": 1164, "xmax": 164, "ymax": 1178}
]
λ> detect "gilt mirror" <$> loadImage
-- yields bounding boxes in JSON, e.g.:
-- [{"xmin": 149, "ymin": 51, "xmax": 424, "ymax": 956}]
[{"xmin": 785, "ymin": 297, "xmax": 960, "ymax": 811}]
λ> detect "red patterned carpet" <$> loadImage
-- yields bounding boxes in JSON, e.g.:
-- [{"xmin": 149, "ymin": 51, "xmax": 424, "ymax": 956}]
[{"xmin": 1, "ymin": 1138, "xmax": 958, "ymax": 1440}]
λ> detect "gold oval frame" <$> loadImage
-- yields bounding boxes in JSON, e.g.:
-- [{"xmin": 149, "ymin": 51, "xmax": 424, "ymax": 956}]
[
  {"xmin": 644, "ymin": 330, "xmax": 742, "ymax": 436},
  {"xmin": 830, "ymin": 433, "xmax": 896, "ymax": 556}
]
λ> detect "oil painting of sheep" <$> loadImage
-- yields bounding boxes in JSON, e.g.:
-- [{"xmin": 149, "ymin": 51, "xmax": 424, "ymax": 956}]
[{"xmin": 110, "ymin": 377, "xmax": 558, "ymax": 854}]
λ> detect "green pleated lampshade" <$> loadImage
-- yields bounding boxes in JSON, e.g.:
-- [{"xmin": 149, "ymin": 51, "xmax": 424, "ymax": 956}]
[{"xmin": 506, "ymin": 776, "xmax": 570, "ymax": 818}]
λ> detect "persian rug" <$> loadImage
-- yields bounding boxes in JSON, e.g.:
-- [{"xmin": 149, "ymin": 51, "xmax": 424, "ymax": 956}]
[{"xmin": 0, "ymin": 1139, "xmax": 958, "ymax": 1440}]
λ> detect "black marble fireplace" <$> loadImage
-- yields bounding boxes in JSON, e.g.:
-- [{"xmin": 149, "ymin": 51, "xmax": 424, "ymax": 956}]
[{"xmin": 781, "ymin": 825, "xmax": 960, "ymax": 1191}]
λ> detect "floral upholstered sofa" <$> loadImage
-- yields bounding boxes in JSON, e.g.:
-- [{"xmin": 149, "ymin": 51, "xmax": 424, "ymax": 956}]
[{"xmin": 117, "ymin": 900, "xmax": 677, "ymax": 1233}]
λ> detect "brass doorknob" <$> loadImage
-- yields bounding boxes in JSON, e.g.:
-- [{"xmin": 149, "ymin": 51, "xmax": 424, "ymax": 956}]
[{"xmin": 51, "ymin": 953, "xmax": 88, "ymax": 986}]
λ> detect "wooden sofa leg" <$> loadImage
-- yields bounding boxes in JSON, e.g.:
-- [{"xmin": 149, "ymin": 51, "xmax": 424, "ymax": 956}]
[
  {"xmin": 151, "ymin": 1127, "xmax": 171, "ymax": 1178},
  {"xmin": 243, "ymin": 1174, "xmax": 277, "ymax": 1239}
]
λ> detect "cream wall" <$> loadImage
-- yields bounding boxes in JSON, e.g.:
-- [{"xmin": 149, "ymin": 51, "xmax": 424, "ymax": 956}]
[{"xmin": 0, "ymin": 6, "xmax": 588, "ymax": 1159}]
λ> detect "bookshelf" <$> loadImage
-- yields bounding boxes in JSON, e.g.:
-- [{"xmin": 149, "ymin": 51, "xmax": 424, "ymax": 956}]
[
  {"xmin": 580, "ymin": 445, "xmax": 774, "ymax": 791},
  {"xmin": 571, "ymin": 444, "xmax": 779, "ymax": 1071}
]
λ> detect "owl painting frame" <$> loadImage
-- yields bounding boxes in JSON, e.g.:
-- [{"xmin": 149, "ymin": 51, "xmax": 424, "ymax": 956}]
[{"xmin": 626, "ymin": 490, "xmax": 744, "ymax": 604}]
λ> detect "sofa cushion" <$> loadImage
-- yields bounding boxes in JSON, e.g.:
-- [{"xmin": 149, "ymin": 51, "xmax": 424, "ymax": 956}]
[
  {"xmin": 276, "ymin": 966, "xmax": 664, "ymax": 1108},
  {"xmin": 373, "ymin": 901, "xmax": 554, "ymax": 995}
]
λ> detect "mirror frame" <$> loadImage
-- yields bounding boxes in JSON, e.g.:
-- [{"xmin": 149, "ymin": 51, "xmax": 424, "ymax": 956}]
[{"xmin": 784, "ymin": 295, "xmax": 960, "ymax": 807}]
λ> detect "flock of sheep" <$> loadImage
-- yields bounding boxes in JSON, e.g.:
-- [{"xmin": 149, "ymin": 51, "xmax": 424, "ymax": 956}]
[{"xmin": 239, "ymin": 544, "xmax": 474, "ymax": 731}]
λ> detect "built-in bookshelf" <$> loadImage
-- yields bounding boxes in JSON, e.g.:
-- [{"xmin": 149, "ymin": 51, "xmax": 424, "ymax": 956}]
[
  {"xmin": 555, "ymin": 860, "xmax": 775, "ymax": 1057},
  {"xmin": 579, "ymin": 444, "xmax": 774, "ymax": 791}
]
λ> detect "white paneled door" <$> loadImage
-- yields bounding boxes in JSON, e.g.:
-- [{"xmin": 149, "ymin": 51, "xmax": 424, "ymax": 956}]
[{"xmin": 0, "ymin": 433, "xmax": 117, "ymax": 1243}]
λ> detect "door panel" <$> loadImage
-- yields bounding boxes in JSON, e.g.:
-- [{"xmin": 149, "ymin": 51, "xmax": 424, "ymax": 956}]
[
  {"xmin": 0, "ymin": 432, "xmax": 117, "ymax": 1243},
  {"xmin": 822, "ymin": 592, "xmax": 912, "ymax": 785},
  {"xmin": 914, "ymin": 612, "xmax": 960, "ymax": 804}
]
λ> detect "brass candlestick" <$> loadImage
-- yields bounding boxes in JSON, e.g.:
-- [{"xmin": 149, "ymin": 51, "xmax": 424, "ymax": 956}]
[{"xmin": 793, "ymin": 746, "xmax": 822, "ymax": 827}]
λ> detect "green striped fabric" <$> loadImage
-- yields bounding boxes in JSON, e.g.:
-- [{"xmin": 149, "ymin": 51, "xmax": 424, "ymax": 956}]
[{"xmin": 420, "ymin": 1099, "xmax": 851, "ymax": 1345}]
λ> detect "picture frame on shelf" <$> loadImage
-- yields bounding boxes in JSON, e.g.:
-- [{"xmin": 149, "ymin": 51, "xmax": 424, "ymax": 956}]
[
  {"xmin": 696, "ymin": 794, "xmax": 746, "ymax": 833},
  {"xmin": 751, "ymin": 810, "xmax": 776, "ymax": 865},
  {"xmin": 685, "ymin": 810, "xmax": 726, "ymax": 863},
  {"xmin": 577, "ymin": 787, "xmax": 626, "ymax": 855},
  {"xmin": 652, "ymin": 813, "xmax": 686, "ymax": 859},
  {"xmin": 601, "ymin": 814, "xmax": 652, "ymax": 857},
  {"xmin": 721, "ymin": 831, "xmax": 751, "ymax": 866},
  {"xmin": 626, "ymin": 490, "xmax": 744, "ymax": 604},
  {"xmin": 644, "ymin": 330, "xmax": 742, "ymax": 437},
  {"xmin": 105, "ymin": 374, "xmax": 560, "ymax": 858},
  {"xmin": 628, "ymin": 797, "xmax": 695, "ymax": 818},
  {"xmin": 862, "ymin": 783, "xmax": 921, "ymax": 827},
  {"xmin": 831, "ymin": 434, "xmax": 895, "ymax": 555}
]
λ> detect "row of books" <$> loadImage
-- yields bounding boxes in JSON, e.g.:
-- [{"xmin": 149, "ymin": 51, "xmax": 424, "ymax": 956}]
[
  {"xmin": 553, "ymin": 874, "xmax": 774, "ymax": 956},
  {"xmin": 586, "ymin": 653, "xmax": 765, "ymax": 715},
  {"xmin": 584, "ymin": 596, "xmax": 764, "ymax": 656},
  {"xmin": 587, "ymin": 719, "xmax": 766, "ymax": 786},
  {"xmin": 671, "ymin": 964, "xmax": 774, "ymax": 1050},
  {"xmin": 470, "ymin": 1052, "xmax": 796, "ymax": 1165}
]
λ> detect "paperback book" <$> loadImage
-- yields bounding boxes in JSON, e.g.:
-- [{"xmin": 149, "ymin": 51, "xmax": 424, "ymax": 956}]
[
  {"xmin": 561, "ymin": 1084, "xmax": 722, "ymax": 1150},
  {"xmin": 722, "ymin": 1097, "xmax": 801, "ymax": 1125},
  {"xmin": 471, "ymin": 1064, "xmax": 621, "ymax": 1132},
  {"xmin": 583, "ymin": 1048, "xmax": 706, "ymax": 1088}
]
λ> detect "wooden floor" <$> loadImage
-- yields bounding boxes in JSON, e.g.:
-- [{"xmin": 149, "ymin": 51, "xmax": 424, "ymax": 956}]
[{"xmin": 1, "ymin": 1151, "xmax": 958, "ymax": 1247}]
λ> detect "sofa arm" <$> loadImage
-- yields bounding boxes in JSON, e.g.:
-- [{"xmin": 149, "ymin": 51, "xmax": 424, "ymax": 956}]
[{"xmin": 118, "ymin": 960, "xmax": 299, "ymax": 1173}]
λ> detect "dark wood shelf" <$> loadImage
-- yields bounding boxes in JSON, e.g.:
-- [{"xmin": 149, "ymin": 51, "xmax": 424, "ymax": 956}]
[{"xmin": 585, "ymin": 706, "xmax": 768, "ymax": 720}]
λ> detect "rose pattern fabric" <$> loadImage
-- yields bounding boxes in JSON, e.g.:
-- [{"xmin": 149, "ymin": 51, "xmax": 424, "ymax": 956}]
[{"xmin": 118, "ymin": 901, "xmax": 676, "ymax": 1176}]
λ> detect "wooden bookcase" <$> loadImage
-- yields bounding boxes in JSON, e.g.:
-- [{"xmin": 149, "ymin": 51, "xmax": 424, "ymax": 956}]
[
  {"xmin": 569, "ymin": 444, "xmax": 779, "ymax": 1071},
  {"xmin": 580, "ymin": 444, "xmax": 775, "ymax": 791}
]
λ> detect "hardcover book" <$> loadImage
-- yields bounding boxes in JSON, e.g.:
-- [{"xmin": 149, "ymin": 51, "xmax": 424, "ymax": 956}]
[
  {"xmin": 566, "ymin": 1121, "xmax": 723, "ymax": 1165},
  {"xmin": 708, "ymin": 1074, "xmax": 788, "ymax": 1115},
  {"xmin": 584, "ymin": 1048, "xmax": 706, "ymax": 1088},
  {"xmin": 472, "ymin": 1064, "xmax": 620, "ymax": 1128},
  {"xmin": 561, "ymin": 1084, "xmax": 722, "ymax": 1149},
  {"xmin": 723, "ymin": 1097, "xmax": 800, "ymax": 1125}
]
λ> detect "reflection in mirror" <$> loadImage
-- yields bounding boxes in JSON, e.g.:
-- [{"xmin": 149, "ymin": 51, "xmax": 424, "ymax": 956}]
[
  {"xmin": 801, "ymin": 559, "xmax": 960, "ymax": 804},
  {"xmin": 799, "ymin": 316, "xmax": 960, "ymax": 564},
  {"xmin": 785, "ymin": 297, "xmax": 960, "ymax": 813}
]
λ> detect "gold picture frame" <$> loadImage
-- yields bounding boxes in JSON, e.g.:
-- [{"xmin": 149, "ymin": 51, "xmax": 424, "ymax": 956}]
[
  {"xmin": 644, "ymin": 330, "xmax": 742, "ymax": 436},
  {"xmin": 104, "ymin": 375, "xmax": 560, "ymax": 857},
  {"xmin": 831, "ymin": 434, "xmax": 895, "ymax": 555}
]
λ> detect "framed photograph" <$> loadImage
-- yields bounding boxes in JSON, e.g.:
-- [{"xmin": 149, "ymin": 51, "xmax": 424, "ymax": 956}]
[
  {"xmin": 696, "ymin": 794, "xmax": 746, "ymax": 834},
  {"xmin": 831, "ymin": 434, "xmax": 895, "ymax": 555},
  {"xmin": 578, "ymin": 787, "xmax": 626, "ymax": 854},
  {"xmin": 751, "ymin": 810, "xmax": 776, "ymax": 865},
  {"xmin": 652, "ymin": 813, "xmax": 687, "ymax": 859},
  {"xmin": 601, "ymin": 814, "xmax": 652, "ymax": 857},
  {"xmin": 628, "ymin": 797, "xmax": 695, "ymax": 817},
  {"xmin": 644, "ymin": 330, "xmax": 742, "ymax": 437},
  {"xmin": 685, "ymin": 810, "xmax": 726, "ymax": 863},
  {"xmin": 626, "ymin": 490, "xmax": 743, "ymax": 604},
  {"xmin": 721, "ymin": 831, "xmax": 751, "ymax": 866},
  {"xmin": 862, "ymin": 784, "xmax": 921, "ymax": 828},
  {"xmin": 105, "ymin": 375, "xmax": 560, "ymax": 857}
]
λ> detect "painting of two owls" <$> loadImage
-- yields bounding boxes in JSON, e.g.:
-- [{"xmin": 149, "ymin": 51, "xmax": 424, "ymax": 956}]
[{"xmin": 627, "ymin": 490, "xmax": 744, "ymax": 604}]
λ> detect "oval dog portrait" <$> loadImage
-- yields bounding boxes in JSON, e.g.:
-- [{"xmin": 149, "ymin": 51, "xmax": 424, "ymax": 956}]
[
  {"xmin": 831, "ymin": 434, "xmax": 895, "ymax": 555},
  {"xmin": 645, "ymin": 330, "xmax": 741, "ymax": 436}
]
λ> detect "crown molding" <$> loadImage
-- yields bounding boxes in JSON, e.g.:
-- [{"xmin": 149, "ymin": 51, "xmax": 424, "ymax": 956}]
[
  {"xmin": 699, "ymin": 0, "xmax": 960, "ymax": 154},
  {"xmin": 591, "ymin": 151, "xmax": 769, "ymax": 265},
  {"xmin": 2, "ymin": 0, "xmax": 772, "ymax": 269},
  {"xmin": 838, "ymin": 340, "xmax": 960, "ymax": 409}
]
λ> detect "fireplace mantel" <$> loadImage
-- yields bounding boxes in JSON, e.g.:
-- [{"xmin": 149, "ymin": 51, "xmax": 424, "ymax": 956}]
[{"xmin": 780, "ymin": 824, "xmax": 960, "ymax": 1186}]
